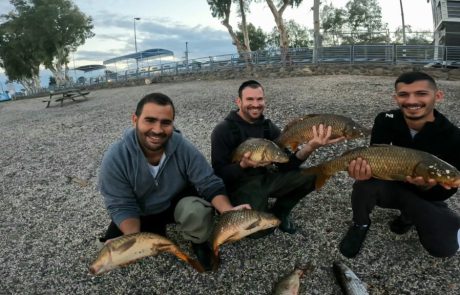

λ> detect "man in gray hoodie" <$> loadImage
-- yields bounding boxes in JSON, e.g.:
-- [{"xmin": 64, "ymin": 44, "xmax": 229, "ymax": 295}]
[{"xmin": 98, "ymin": 92, "xmax": 249, "ymax": 271}]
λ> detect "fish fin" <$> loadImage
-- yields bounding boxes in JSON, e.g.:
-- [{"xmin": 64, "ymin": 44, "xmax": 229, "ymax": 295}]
[
  {"xmin": 188, "ymin": 258, "xmax": 206, "ymax": 273},
  {"xmin": 112, "ymin": 238, "xmax": 136, "ymax": 253},
  {"xmin": 211, "ymin": 252, "xmax": 220, "ymax": 272},
  {"xmin": 302, "ymin": 166, "xmax": 330, "ymax": 190},
  {"xmin": 170, "ymin": 248, "xmax": 205, "ymax": 273},
  {"xmin": 225, "ymin": 232, "xmax": 243, "ymax": 242},
  {"xmin": 289, "ymin": 142, "xmax": 298, "ymax": 152},
  {"xmin": 245, "ymin": 219, "xmax": 262, "ymax": 231},
  {"xmin": 314, "ymin": 174, "xmax": 330, "ymax": 190},
  {"xmin": 387, "ymin": 174, "xmax": 407, "ymax": 181}
]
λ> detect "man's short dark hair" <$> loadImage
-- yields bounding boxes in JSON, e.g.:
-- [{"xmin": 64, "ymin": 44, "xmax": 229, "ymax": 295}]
[
  {"xmin": 395, "ymin": 71, "xmax": 437, "ymax": 90},
  {"xmin": 238, "ymin": 80, "xmax": 264, "ymax": 98},
  {"xmin": 135, "ymin": 92, "xmax": 175, "ymax": 119}
]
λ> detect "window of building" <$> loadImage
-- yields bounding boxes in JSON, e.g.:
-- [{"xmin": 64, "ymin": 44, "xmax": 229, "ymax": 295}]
[{"xmin": 447, "ymin": 0, "xmax": 460, "ymax": 18}]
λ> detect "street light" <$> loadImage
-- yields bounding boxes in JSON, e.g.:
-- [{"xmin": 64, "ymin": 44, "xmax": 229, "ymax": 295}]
[{"xmin": 133, "ymin": 17, "xmax": 141, "ymax": 74}]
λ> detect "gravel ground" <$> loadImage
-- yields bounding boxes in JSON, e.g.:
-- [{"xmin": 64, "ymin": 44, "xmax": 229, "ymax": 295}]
[{"xmin": 1, "ymin": 75, "xmax": 459, "ymax": 295}]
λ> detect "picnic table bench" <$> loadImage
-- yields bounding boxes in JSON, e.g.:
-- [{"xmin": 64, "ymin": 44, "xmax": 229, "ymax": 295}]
[{"xmin": 44, "ymin": 88, "xmax": 90, "ymax": 108}]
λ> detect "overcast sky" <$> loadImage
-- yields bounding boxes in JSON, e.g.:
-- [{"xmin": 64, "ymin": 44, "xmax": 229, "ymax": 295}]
[{"xmin": 0, "ymin": 0, "xmax": 433, "ymax": 88}]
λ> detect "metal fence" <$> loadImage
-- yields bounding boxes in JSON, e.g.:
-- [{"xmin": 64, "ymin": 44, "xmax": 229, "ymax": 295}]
[{"xmin": 84, "ymin": 44, "xmax": 460, "ymax": 86}]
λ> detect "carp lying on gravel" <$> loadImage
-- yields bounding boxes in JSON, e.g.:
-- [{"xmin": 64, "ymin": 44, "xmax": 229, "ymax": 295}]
[
  {"xmin": 302, "ymin": 144, "xmax": 460, "ymax": 190},
  {"xmin": 212, "ymin": 209, "xmax": 280, "ymax": 262},
  {"xmin": 333, "ymin": 261, "xmax": 369, "ymax": 295},
  {"xmin": 276, "ymin": 114, "xmax": 370, "ymax": 151},
  {"xmin": 232, "ymin": 138, "xmax": 289, "ymax": 164},
  {"xmin": 89, "ymin": 232, "xmax": 204, "ymax": 275},
  {"xmin": 272, "ymin": 264, "xmax": 314, "ymax": 295}
]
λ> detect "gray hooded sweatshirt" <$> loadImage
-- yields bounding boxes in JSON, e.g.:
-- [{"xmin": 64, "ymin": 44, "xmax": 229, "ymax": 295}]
[{"xmin": 99, "ymin": 128, "xmax": 226, "ymax": 227}]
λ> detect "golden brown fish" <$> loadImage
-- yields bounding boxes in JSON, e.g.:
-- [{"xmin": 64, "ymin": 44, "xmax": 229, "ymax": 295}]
[
  {"xmin": 276, "ymin": 114, "xmax": 370, "ymax": 151},
  {"xmin": 232, "ymin": 138, "xmax": 289, "ymax": 164},
  {"xmin": 212, "ymin": 209, "xmax": 281, "ymax": 260},
  {"xmin": 302, "ymin": 144, "xmax": 460, "ymax": 190},
  {"xmin": 89, "ymin": 232, "xmax": 204, "ymax": 275},
  {"xmin": 272, "ymin": 264, "xmax": 313, "ymax": 295}
]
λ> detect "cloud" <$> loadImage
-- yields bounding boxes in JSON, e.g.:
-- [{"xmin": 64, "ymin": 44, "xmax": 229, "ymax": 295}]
[{"xmin": 75, "ymin": 11, "xmax": 236, "ymax": 64}]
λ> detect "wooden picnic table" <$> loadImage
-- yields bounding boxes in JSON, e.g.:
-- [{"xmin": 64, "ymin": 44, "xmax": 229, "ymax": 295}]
[{"xmin": 44, "ymin": 88, "xmax": 90, "ymax": 108}]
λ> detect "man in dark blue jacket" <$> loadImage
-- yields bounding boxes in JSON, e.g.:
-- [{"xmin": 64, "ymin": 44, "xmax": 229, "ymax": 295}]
[
  {"xmin": 340, "ymin": 71, "xmax": 460, "ymax": 258},
  {"xmin": 98, "ymin": 93, "xmax": 249, "ymax": 271}
]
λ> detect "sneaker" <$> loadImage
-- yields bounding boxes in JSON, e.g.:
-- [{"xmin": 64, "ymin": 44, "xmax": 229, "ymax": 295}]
[
  {"xmin": 339, "ymin": 224, "xmax": 369, "ymax": 258},
  {"xmin": 270, "ymin": 208, "xmax": 297, "ymax": 234},
  {"xmin": 191, "ymin": 242, "xmax": 213, "ymax": 272},
  {"xmin": 389, "ymin": 215, "xmax": 413, "ymax": 235},
  {"xmin": 278, "ymin": 215, "xmax": 297, "ymax": 234}
]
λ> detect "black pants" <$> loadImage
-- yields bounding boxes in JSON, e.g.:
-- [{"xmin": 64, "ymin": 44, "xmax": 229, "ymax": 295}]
[
  {"xmin": 100, "ymin": 185, "xmax": 198, "ymax": 242},
  {"xmin": 229, "ymin": 169, "xmax": 316, "ymax": 216},
  {"xmin": 351, "ymin": 178, "xmax": 460, "ymax": 257}
]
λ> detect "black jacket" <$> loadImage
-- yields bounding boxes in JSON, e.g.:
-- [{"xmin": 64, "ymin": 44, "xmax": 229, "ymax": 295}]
[
  {"xmin": 371, "ymin": 109, "xmax": 460, "ymax": 201},
  {"xmin": 211, "ymin": 110, "xmax": 303, "ymax": 190}
]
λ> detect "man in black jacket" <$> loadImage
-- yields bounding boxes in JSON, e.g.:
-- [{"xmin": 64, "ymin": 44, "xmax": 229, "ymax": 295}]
[
  {"xmin": 211, "ymin": 80, "xmax": 343, "ymax": 237},
  {"xmin": 340, "ymin": 71, "xmax": 460, "ymax": 258}
]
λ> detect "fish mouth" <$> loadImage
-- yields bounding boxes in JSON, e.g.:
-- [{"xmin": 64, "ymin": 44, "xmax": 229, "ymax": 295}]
[{"xmin": 89, "ymin": 265, "xmax": 99, "ymax": 275}]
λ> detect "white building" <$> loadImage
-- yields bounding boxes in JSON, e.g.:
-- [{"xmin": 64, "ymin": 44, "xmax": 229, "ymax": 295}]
[{"xmin": 431, "ymin": 0, "xmax": 460, "ymax": 46}]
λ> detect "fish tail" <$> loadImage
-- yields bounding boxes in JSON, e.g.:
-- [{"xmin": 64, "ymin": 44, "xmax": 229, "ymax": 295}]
[
  {"xmin": 174, "ymin": 250, "xmax": 205, "ymax": 273},
  {"xmin": 302, "ymin": 166, "xmax": 330, "ymax": 190},
  {"xmin": 188, "ymin": 258, "xmax": 206, "ymax": 273},
  {"xmin": 211, "ymin": 252, "xmax": 220, "ymax": 272}
]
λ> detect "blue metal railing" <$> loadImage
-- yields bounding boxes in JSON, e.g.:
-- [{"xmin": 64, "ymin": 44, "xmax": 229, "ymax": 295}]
[{"xmin": 84, "ymin": 44, "xmax": 460, "ymax": 86}]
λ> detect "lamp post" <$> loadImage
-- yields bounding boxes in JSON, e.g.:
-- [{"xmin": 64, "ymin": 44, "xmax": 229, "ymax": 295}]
[{"xmin": 133, "ymin": 17, "xmax": 141, "ymax": 74}]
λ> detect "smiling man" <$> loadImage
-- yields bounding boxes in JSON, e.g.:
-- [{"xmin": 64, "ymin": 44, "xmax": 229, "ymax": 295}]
[
  {"xmin": 98, "ymin": 93, "xmax": 249, "ymax": 271},
  {"xmin": 339, "ymin": 71, "xmax": 460, "ymax": 259},
  {"xmin": 211, "ymin": 80, "xmax": 342, "ymax": 238}
]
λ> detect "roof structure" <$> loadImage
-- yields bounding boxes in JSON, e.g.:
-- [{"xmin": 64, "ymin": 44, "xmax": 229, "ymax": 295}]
[
  {"xmin": 103, "ymin": 48, "xmax": 174, "ymax": 65},
  {"xmin": 74, "ymin": 64, "xmax": 106, "ymax": 72}
]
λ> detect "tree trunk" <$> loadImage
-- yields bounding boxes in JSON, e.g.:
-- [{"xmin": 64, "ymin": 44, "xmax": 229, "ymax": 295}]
[
  {"xmin": 47, "ymin": 47, "xmax": 70, "ymax": 87},
  {"xmin": 238, "ymin": 0, "xmax": 251, "ymax": 52},
  {"xmin": 265, "ymin": 0, "xmax": 290, "ymax": 63},
  {"xmin": 313, "ymin": 0, "xmax": 320, "ymax": 63},
  {"xmin": 20, "ymin": 75, "xmax": 41, "ymax": 94}
]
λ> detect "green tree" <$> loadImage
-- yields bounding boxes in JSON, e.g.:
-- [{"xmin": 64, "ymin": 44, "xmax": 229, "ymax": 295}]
[
  {"xmin": 0, "ymin": 5, "xmax": 42, "ymax": 92},
  {"xmin": 263, "ymin": 0, "xmax": 304, "ymax": 61},
  {"xmin": 207, "ymin": 0, "xmax": 252, "ymax": 53},
  {"xmin": 266, "ymin": 20, "xmax": 311, "ymax": 49},
  {"xmin": 236, "ymin": 23, "xmax": 267, "ymax": 51},
  {"xmin": 0, "ymin": 0, "xmax": 94, "ymax": 90},
  {"xmin": 320, "ymin": 3, "xmax": 347, "ymax": 46},
  {"xmin": 343, "ymin": 0, "xmax": 389, "ymax": 44},
  {"xmin": 394, "ymin": 26, "xmax": 432, "ymax": 45}
]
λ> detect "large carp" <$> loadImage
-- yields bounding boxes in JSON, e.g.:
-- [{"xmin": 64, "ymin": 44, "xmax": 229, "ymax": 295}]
[
  {"xmin": 232, "ymin": 138, "xmax": 289, "ymax": 164},
  {"xmin": 276, "ymin": 114, "xmax": 370, "ymax": 151},
  {"xmin": 89, "ymin": 232, "xmax": 204, "ymax": 275},
  {"xmin": 212, "ymin": 209, "xmax": 280, "ymax": 264},
  {"xmin": 302, "ymin": 144, "xmax": 460, "ymax": 190}
]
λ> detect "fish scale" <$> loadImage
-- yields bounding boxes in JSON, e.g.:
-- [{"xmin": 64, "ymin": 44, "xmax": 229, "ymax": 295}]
[
  {"xmin": 276, "ymin": 114, "xmax": 370, "ymax": 151},
  {"xmin": 211, "ymin": 209, "xmax": 280, "ymax": 270},
  {"xmin": 232, "ymin": 138, "xmax": 289, "ymax": 163},
  {"xmin": 89, "ymin": 232, "xmax": 204, "ymax": 275},
  {"xmin": 303, "ymin": 144, "xmax": 460, "ymax": 190}
]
